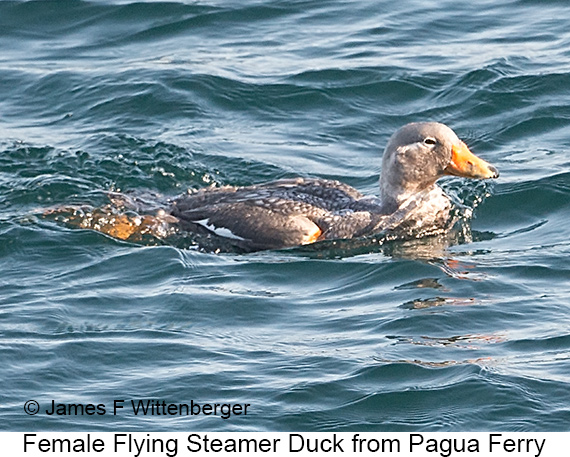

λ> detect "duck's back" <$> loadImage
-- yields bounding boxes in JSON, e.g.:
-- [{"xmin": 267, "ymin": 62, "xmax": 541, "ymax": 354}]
[{"xmin": 170, "ymin": 178, "xmax": 383, "ymax": 250}]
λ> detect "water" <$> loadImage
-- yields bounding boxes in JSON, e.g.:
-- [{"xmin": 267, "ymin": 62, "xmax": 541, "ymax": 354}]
[{"xmin": 1, "ymin": 0, "xmax": 570, "ymax": 432}]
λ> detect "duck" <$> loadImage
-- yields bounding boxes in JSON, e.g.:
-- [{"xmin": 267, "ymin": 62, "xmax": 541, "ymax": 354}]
[{"xmin": 169, "ymin": 122, "xmax": 499, "ymax": 251}]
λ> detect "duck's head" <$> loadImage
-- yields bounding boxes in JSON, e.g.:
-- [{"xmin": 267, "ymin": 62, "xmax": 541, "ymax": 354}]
[{"xmin": 380, "ymin": 122, "xmax": 499, "ymax": 210}]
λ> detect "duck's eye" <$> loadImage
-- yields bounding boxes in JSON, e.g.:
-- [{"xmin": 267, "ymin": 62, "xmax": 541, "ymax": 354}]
[{"xmin": 424, "ymin": 137, "xmax": 437, "ymax": 145}]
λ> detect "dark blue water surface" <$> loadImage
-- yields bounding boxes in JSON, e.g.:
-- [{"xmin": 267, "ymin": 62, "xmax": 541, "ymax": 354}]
[{"xmin": 1, "ymin": 0, "xmax": 570, "ymax": 431}]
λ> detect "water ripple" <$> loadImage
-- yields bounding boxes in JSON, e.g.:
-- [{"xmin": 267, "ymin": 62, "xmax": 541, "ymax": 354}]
[{"xmin": 1, "ymin": 0, "xmax": 570, "ymax": 432}]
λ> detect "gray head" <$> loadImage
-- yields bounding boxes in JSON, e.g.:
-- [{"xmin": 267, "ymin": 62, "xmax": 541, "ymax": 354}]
[{"xmin": 380, "ymin": 122, "xmax": 498, "ymax": 209}]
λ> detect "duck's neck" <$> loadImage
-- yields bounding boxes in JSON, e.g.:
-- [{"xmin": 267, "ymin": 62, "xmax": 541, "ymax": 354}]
[
  {"xmin": 380, "ymin": 179, "xmax": 435, "ymax": 214},
  {"xmin": 380, "ymin": 176, "xmax": 438, "ymax": 214}
]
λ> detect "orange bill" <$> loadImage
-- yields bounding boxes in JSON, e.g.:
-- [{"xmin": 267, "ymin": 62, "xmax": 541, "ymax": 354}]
[{"xmin": 444, "ymin": 141, "xmax": 499, "ymax": 179}]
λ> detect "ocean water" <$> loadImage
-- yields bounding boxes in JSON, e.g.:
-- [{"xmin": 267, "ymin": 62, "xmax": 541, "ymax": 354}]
[{"xmin": 1, "ymin": 0, "xmax": 570, "ymax": 432}]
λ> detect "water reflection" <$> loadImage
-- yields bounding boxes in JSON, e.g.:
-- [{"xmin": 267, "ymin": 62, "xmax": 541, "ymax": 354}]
[
  {"xmin": 372, "ymin": 356, "xmax": 496, "ymax": 368},
  {"xmin": 374, "ymin": 333, "xmax": 505, "ymax": 368},
  {"xmin": 387, "ymin": 333, "xmax": 506, "ymax": 348},
  {"xmin": 399, "ymin": 296, "xmax": 477, "ymax": 309},
  {"xmin": 395, "ymin": 278, "xmax": 446, "ymax": 291}
]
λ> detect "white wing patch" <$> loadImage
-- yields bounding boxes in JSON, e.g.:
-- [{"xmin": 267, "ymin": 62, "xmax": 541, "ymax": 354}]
[{"xmin": 193, "ymin": 219, "xmax": 246, "ymax": 241}]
